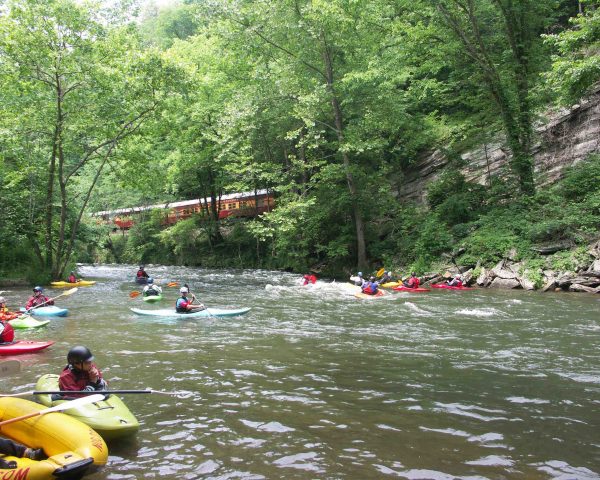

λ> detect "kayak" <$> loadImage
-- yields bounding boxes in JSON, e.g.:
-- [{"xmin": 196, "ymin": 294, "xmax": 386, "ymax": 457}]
[
  {"xmin": 0, "ymin": 397, "xmax": 108, "ymax": 478},
  {"xmin": 380, "ymin": 282, "xmax": 402, "ymax": 288},
  {"xmin": 392, "ymin": 286, "xmax": 431, "ymax": 292},
  {"xmin": 143, "ymin": 294, "xmax": 163, "ymax": 303},
  {"xmin": 20, "ymin": 306, "xmax": 68, "ymax": 317},
  {"xmin": 36, "ymin": 374, "xmax": 140, "ymax": 440},
  {"xmin": 50, "ymin": 280, "xmax": 96, "ymax": 287},
  {"xmin": 431, "ymin": 284, "xmax": 474, "ymax": 290},
  {"xmin": 8, "ymin": 316, "xmax": 51, "ymax": 329},
  {"xmin": 0, "ymin": 340, "xmax": 54, "ymax": 355},
  {"xmin": 135, "ymin": 277, "xmax": 149, "ymax": 284},
  {"xmin": 130, "ymin": 307, "xmax": 251, "ymax": 318},
  {"xmin": 354, "ymin": 290, "xmax": 386, "ymax": 299}
]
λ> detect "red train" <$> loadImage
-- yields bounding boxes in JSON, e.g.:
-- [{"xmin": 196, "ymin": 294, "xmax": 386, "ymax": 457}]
[{"xmin": 92, "ymin": 189, "xmax": 274, "ymax": 231}]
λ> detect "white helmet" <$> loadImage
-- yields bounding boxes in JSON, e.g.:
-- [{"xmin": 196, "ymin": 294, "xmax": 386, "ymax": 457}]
[
  {"xmin": 0, "ymin": 297, "xmax": 5, "ymax": 304},
  {"xmin": 180, "ymin": 287, "xmax": 189, "ymax": 294}
]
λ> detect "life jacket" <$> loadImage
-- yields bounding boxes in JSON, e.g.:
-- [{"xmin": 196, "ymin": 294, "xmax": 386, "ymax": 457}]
[
  {"xmin": 137, "ymin": 270, "xmax": 145, "ymax": 278},
  {"xmin": 175, "ymin": 296, "xmax": 189, "ymax": 313},
  {"xmin": 407, "ymin": 277, "xmax": 420, "ymax": 288},
  {"xmin": 0, "ymin": 312, "xmax": 19, "ymax": 321},
  {"xmin": 0, "ymin": 320, "xmax": 15, "ymax": 343},
  {"xmin": 68, "ymin": 275, "xmax": 77, "ymax": 283},
  {"xmin": 362, "ymin": 282, "xmax": 378, "ymax": 295}
]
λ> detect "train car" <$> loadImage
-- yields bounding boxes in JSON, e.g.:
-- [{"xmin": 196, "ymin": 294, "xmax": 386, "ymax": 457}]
[{"xmin": 92, "ymin": 190, "xmax": 274, "ymax": 231}]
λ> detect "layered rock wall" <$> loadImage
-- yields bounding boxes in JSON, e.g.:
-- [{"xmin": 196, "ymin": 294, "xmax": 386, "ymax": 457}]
[{"xmin": 399, "ymin": 88, "xmax": 600, "ymax": 202}]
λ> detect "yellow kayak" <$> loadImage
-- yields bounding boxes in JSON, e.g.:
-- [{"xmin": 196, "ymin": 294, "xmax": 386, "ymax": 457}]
[
  {"xmin": 380, "ymin": 281, "xmax": 402, "ymax": 288},
  {"xmin": 50, "ymin": 280, "xmax": 96, "ymax": 287},
  {"xmin": 0, "ymin": 397, "xmax": 108, "ymax": 479}
]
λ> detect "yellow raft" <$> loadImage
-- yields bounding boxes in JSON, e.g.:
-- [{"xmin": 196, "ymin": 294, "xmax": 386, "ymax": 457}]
[
  {"xmin": 0, "ymin": 397, "xmax": 108, "ymax": 479},
  {"xmin": 50, "ymin": 281, "xmax": 96, "ymax": 288}
]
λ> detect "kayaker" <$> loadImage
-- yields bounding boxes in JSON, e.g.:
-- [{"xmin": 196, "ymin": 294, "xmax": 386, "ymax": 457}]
[
  {"xmin": 67, "ymin": 271, "xmax": 79, "ymax": 283},
  {"xmin": 351, "ymin": 271, "xmax": 365, "ymax": 286},
  {"xmin": 0, "ymin": 296, "xmax": 19, "ymax": 322},
  {"xmin": 0, "ymin": 304, "xmax": 15, "ymax": 343},
  {"xmin": 379, "ymin": 271, "xmax": 393, "ymax": 284},
  {"xmin": 302, "ymin": 273, "xmax": 317, "ymax": 285},
  {"xmin": 361, "ymin": 276, "xmax": 379, "ymax": 295},
  {"xmin": 136, "ymin": 266, "xmax": 150, "ymax": 279},
  {"xmin": 175, "ymin": 286, "xmax": 205, "ymax": 313},
  {"xmin": 447, "ymin": 274, "xmax": 463, "ymax": 287},
  {"xmin": 25, "ymin": 286, "xmax": 54, "ymax": 310},
  {"xmin": 57, "ymin": 346, "xmax": 108, "ymax": 399},
  {"xmin": 0, "ymin": 439, "xmax": 45, "ymax": 468},
  {"xmin": 143, "ymin": 278, "xmax": 162, "ymax": 297},
  {"xmin": 403, "ymin": 272, "xmax": 420, "ymax": 289}
]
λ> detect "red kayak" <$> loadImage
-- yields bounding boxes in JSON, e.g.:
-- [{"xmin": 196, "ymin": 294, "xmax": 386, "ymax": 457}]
[
  {"xmin": 431, "ymin": 284, "xmax": 473, "ymax": 290},
  {"xmin": 0, "ymin": 341, "xmax": 54, "ymax": 356},
  {"xmin": 392, "ymin": 286, "xmax": 430, "ymax": 292}
]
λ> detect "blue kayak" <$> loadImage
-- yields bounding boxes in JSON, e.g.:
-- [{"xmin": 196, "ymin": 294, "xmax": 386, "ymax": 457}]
[
  {"xmin": 20, "ymin": 306, "xmax": 68, "ymax": 317},
  {"xmin": 130, "ymin": 307, "xmax": 250, "ymax": 318}
]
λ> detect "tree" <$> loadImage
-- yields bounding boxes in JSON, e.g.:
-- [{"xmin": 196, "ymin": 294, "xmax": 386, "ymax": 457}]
[{"xmin": 0, "ymin": 0, "xmax": 180, "ymax": 279}]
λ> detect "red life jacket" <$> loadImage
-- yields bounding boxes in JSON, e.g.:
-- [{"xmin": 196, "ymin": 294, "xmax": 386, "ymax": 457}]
[{"xmin": 0, "ymin": 320, "xmax": 15, "ymax": 343}]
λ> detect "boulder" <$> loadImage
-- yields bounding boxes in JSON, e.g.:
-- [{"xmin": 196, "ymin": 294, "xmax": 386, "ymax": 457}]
[
  {"xmin": 569, "ymin": 283, "xmax": 600, "ymax": 293},
  {"xmin": 542, "ymin": 279, "xmax": 557, "ymax": 292},
  {"xmin": 462, "ymin": 269, "xmax": 474, "ymax": 285},
  {"xmin": 518, "ymin": 272, "xmax": 537, "ymax": 290},
  {"xmin": 489, "ymin": 277, "xmax": 520, "ymax": 289},
  {"xmin": 590, "ymin": 259, "xmax": 600, "ymax": 271},
  {"xmin": 477, "ymin": 268, "xmax": 493, "ymax": 287}
]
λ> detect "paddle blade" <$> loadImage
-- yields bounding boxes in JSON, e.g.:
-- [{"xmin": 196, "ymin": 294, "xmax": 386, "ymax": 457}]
[
  {"xmin": 166, "ymin": 282, "xmax": 179, "ymax": 287},
  {"xmin": 62, "ymin": 287, "xmax": 79, "ymax": 296},
  {"xmin": 376, "ymin": 267, "xmax": 385, "ymax": 277},
  {"xmin": 129, "ymin": 291, "xmax": 141, "ymax": 298}
]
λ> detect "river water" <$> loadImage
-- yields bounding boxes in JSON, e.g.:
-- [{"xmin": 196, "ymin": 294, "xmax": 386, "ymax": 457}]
[{"xmin": 2, "ymin": 265, "xmax": 599, "ymax": 479}]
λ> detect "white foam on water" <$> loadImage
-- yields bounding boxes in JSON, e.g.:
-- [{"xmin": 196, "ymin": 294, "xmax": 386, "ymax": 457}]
[
  {"xmin": 456, "ymin": 307, "xmax": 503, "ymax": 317},
  {"xmin": 506, "ymin": 396, "xmax": 550, "ymax": 404}
]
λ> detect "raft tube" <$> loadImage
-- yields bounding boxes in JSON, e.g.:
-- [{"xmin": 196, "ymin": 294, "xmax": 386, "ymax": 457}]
[{"xmin": 0, "ymin": 397, "xmax": 108, "ymax": 479}]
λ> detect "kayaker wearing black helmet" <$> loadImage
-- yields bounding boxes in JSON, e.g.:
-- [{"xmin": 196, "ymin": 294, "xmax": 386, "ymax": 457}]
[
  {"xmin": 57, "ymin": 346, "xmax": 107, "ymax": 399},
  {"xmin": 25, "ymin": 286, "xmax": 54, "ymax": 310},
  {"xmin": 136, "ymin": 266, "xmax": 149, "ymax": 279}
]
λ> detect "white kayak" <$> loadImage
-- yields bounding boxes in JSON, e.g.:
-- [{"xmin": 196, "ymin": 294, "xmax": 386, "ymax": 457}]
[{"xmin": 130, "ymin": 307, "xmax": 250, "ymax": 318}]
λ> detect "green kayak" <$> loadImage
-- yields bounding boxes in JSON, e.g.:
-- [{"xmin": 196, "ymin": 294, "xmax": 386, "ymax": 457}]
[
  {"xmin": 35, "ymin": 374, "xmax": 139, "ymax": 440},
  {"xmin": 142, "ymin": 294, "xmax": 162, "ymax": 303},
  {"xmin": 8, "ymin": 315, "xmax": 50, "ymax": 329}
]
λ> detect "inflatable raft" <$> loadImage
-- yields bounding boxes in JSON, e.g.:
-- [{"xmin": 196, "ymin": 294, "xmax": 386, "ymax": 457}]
[
  {"xmin": 35, "ymin": 375, "xmax": 139, "ymax": 440},
  {"xmin": 0, "ymin": 397, "xmax": 108, "ymax": 479},
  {"xmin": 0, "ymin": 341, "xmax": 54, "ymax": 355},
  {"xmin": 50, "ymin": 280, "xmax": 96, "ymax": 288},
  {"xmin": 19, "ymin": 307, "xmax": 68, "ymax": 317},
  {"xmin": 130, "ymin": 307, "xmax": 251, "ymax": 318}
]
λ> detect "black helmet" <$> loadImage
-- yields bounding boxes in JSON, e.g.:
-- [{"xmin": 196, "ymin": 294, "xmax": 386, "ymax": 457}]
[
  {"xmin": 33, "ymin": 286, "xmax": 43, "ymax": 292},
  {"xmin": 411, "ymin": 272, "xmax": 416, "ymax": 276},
  {"xmin": 67, "ymin": 346, "xmax": 94, "ymax": 364}
]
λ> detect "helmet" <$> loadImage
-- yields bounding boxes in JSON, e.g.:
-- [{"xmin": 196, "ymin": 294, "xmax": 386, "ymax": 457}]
[
  {"xmin": 147, "ymin": 277, "xmax": 154, "ymax": 284},
  {"xmin": 411, "ymin": 272, "xmax": 416, "ymax": 276},
  {"xmin": 358, "ymin": 272, "xmax": 363, "ymax": 277},
  {"xmin": 67, "ymin": 346, "xmax": 94, "ymax": 364},
  {"xmin": 180, "ymin": 287, "xmax": 189, "ymax": 294},
  {"xmin": 386, "ymin": 271, "xmax": 391, "ymax": 275},
  {"xmin": 33, "ymin": 286, "xmax": 43, "ymax": 293},
  {"xmin": 0, "ymin": 297, "xmax": 5, "ymax": 304},
  {"xmin": 139, "ymin": 266, "xmax": 145, "ymax": 270},
  {"xmin": 369, "ymin": 276, "xmax": 375, "ymax": 281},
  {"xmin": 70, "ymin": 271, "xmax": 75, "ymax": 274},
  {"xmin": 455, "ymin": 274, "xmax": 461, "ymax": 278}
]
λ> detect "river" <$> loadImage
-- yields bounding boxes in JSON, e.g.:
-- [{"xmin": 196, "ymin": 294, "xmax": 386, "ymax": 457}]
[{"xmin": 2, "ymin": 264, "xmax": 599, "ymax": 479}]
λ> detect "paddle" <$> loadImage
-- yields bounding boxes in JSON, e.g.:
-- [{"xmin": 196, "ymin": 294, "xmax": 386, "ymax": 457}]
[
  {"xmin": 26, "ymin": 287, "xmax": 78, "ymax": 312},
  {"xmin": 0, "ymin": 360, "xmax": 21, "ymax": 377},
  {"xmin": 0, "ymin": 389, "xmax": 186, "ymax": 398},
  {"xmin": 129, "ymin": 291, "xmax": 141, "ymax": 298},
  {"xmin": 166, "ymin": 282, "xmax": 179, "ymax": 287},
  {"xmin": 376, "ymin": 267, "xmax": 385, "ymax": 277},
  {"xmin": 0, "ymin": 393, "xmax": 105, "ymax": 428}
]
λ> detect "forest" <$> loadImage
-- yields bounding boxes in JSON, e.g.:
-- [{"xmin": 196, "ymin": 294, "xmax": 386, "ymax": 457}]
[{"xmin": 0, "ymin": 0, "xmax": 599, "ymax": 284}]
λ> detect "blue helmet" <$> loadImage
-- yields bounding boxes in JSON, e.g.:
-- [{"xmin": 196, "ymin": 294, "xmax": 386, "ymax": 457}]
[
  {"xmin": 358, "ymin": 272, "xmax": 363, "ymax": 277},
  {"xmin": 147, "ymin": 277, "xmax": 154, "ymax": 284},
  {"xmin": 33, "ymin": 286, "xmax": 43, "ymax": 292}
]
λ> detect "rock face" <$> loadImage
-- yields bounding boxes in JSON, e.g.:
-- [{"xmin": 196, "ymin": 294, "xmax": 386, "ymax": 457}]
[{"xmin": 399, "ymin": 87, "xmax": 600, "ymax": 203}]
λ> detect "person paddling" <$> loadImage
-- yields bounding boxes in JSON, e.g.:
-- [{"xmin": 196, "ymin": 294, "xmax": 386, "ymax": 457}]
[
  {"xmin": 351, "ymin": 272, "xmax": 365, "ymax": 287},
  {"xmin": 446, "ymin": 274, "xmax": 463, "ymax": 287},
  {"xmin": 67, "ymin": 271, "xmax": 79, "ymax": 283},
  {"xmin": 175, "ymin": 286, "xmax": 205, "ymax": 313},
  {"xmin": 25, "ymin": 286, "xmax": 54, "ymax": 310},
  {"xmin": 56, "ymin": 346, "xmax": 107, "ymax": 400},
  {"xmin": 403, "ymin": 272, "xmax": 420, "ymax": 289},
  {"xmin": 361, "ymin": 276, "xmax": 380, "ymax": 295},
  {"xmin": 136, "ymin": 266, "xmax": 150, "ymax": 280},
  {"xmin": 0, "ymin": 297, "xmax": 19, "ymax": 322},
  {"xmin": 379, "ymin": 271, "xmax": 393, "ymax": 284},
  {"xmin": 0, "ymin": 302, "xmax": 15, "ymax": 344},
  {"xmin": 302, "ymin": 273, "xmax": 317, "ymax": 285},
  {"xmin": 143, "ymin": 278, "xmax": 162, "ymax": 297}
]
